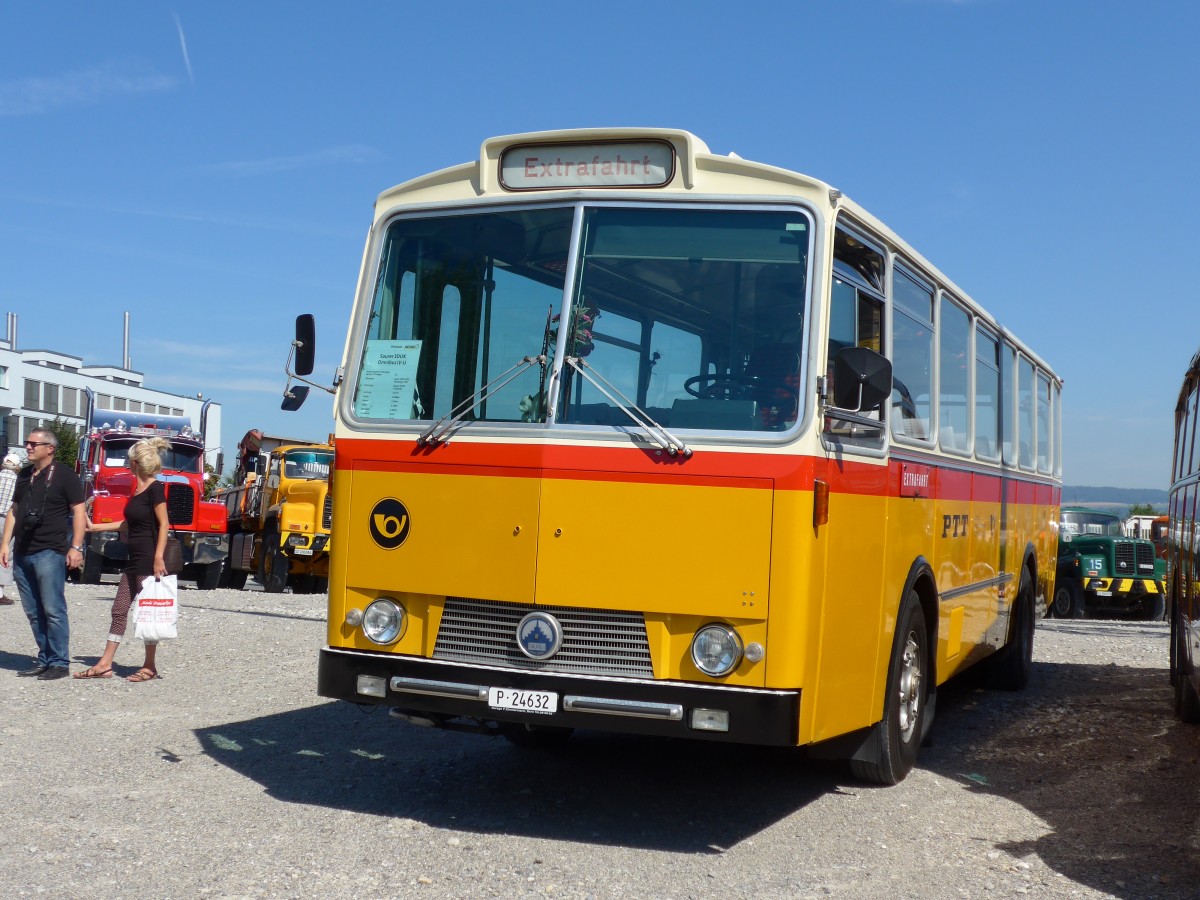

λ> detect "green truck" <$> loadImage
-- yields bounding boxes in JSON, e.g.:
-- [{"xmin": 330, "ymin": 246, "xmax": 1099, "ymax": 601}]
[{"xmin": 1052, "ymin": 506, "xmax": 1166, "ymax": 619}]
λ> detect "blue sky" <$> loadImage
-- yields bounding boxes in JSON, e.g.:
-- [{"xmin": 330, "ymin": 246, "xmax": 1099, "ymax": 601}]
[{"xmin": 1, "ymin": 1, "xmax": 1194, "ymax": 489}]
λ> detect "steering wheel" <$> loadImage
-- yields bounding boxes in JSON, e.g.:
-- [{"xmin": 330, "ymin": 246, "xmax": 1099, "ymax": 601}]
[
  {"xmin": 684, "ymin": 374, "xmax": 800, "ymax": 402},
  {"xmin": 684, "ymin": 374, "xmax": 763, "ymax": 400}
]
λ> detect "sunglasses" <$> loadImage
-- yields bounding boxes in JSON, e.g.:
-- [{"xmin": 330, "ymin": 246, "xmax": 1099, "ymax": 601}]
[{"xmin": 24, "ymin": 441, "xmax": 51, "ymax": 449}]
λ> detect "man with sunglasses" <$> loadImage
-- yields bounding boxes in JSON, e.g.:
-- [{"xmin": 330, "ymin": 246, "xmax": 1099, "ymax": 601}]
[{"xmin": 0, "ymin": 429, "xmax": 86, "ymax": 680}]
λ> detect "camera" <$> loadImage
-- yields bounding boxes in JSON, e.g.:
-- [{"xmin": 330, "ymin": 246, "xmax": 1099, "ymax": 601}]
[{"xmin": 22, "ymin": 510, "xmax": 42, "ymax": 533}]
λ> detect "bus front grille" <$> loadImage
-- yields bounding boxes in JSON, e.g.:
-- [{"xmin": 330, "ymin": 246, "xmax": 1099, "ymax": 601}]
[{"xmin": 433, "ymin": 597, "xmax": 653, "ymax": 678}]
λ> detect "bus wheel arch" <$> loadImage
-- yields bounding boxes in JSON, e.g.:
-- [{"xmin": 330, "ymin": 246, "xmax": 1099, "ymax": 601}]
[
  {"xmin": 989, "ymin": 559, "xmax": 1036, "ymax": 691},
  {"xmin": 849, "ymin": 586, "xmax": 931, "ymax": 785},
  {"xmin": 848, "ymin": 560, "xmax": 937, "ymax": 785}
]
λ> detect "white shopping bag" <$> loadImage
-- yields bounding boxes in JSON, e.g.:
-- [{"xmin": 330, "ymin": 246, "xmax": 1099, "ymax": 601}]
[{"xmin": 133, "ymin": 575, "xmax": 178, "ymax": 642}]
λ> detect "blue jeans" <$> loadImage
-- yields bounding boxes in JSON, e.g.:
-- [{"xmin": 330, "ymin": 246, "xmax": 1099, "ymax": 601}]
[{"xmin": 14, "ymin": 549, "xmax": 70, "ymax": 669}]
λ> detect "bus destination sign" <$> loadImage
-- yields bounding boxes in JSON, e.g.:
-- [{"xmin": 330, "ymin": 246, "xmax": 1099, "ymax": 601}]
[{"xmin": 500, "ymin": 141, "xmax": 674, "ymax": 191}]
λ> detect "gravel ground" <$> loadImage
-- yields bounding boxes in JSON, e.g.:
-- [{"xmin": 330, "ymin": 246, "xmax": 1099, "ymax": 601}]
[{"xmin": 1, "ymin": 581, "xmax": 1197, "ymax": 899}]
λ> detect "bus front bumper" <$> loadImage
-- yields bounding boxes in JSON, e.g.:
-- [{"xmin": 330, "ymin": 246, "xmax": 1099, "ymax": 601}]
[{"xmin": 318, "ymin": 647, "xmax": 800, "ymax": 746}]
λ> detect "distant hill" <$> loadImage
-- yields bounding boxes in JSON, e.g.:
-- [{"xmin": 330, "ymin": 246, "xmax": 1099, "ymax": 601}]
[{"xmin": 1061, "ymin": 485, "xmax": 1169, "ymax": 515}]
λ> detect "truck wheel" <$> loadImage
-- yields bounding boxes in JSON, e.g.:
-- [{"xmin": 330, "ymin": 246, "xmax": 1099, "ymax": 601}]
[
  {"xmin": 81, "ymin": 549, "xmax": 103, "ymax": 585},
  {"xmin": 1051, "ymin": 581, "xmax": 1081, "ymax": 619},
  {"xmin": 849, "ymin": 590, "xmax": 928, "ymax": 785},
  {"xmin": 262, "ymin": 544, "xmax": 289, "ymax": 594},
  {"xmin": 1142, "ymin": 593, "xmax": 1166, "ymax": 621},
  {"xmin": 197, "ymin": 560, "xmax": 223, "ymax": 591},
  {"xmin": 227, "ymin": 569, "xmax": 248, "ymax": 590}
]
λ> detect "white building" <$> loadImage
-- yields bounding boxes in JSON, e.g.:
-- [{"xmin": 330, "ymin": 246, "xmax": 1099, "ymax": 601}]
[{"xmin": 0, "ymin": 313, "xmax": 221, "ymax": 465}]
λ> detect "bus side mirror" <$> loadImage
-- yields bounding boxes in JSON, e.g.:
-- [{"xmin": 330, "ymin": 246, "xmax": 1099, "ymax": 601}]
[
  {"xmin": 282, "ymin": 385, "xmax": 310, "ymax": 411},
  {"xmin": 294, "ymin": 314, "xmax": 316, "ymax": 377},
  {"xmin": 833, "ymin": 347, "xmax": 892, "ymax": 412}
]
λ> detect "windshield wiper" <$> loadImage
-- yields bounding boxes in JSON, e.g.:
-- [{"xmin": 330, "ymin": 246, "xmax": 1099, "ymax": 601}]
[
  {"xmin": 417, "ymin": 355, "xmax": 546, "ymax": 447},
  {"xmin": 565, "ymin": 357, "xmax": 692, "ymax": 458}
]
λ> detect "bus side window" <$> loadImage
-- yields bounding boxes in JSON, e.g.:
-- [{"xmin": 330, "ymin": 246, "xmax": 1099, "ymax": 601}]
[
  {"xmin": 827, "ymin": 277, "xmax": 885, "ymax": 434},
  {"xmin": 1001, "ymin": 343, "xmax": 1017, "ymax": 466},
  {"xmin": 975, "ymin": 331, "xmax": 1000, "ymax": 460},
  {"xmin": 939, "ymin": 296, "xmax": 971, "ymax": 454},
  {"xmin": 891, "ymin": 265, "xmax": 933, "ymax": 443},
  {"xmin": 1017, "ymin": 356, "xmax": 1035, "ymax": 470},
  {"xmin": 1036, "ymin": 371, "xmax": 1053, "ymax": 473}
]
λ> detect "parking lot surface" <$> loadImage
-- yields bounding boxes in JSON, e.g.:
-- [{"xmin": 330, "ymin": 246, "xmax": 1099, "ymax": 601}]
[{"xmin": 1, "ymin": 583, "xmax": 1197, "ymax": 899}]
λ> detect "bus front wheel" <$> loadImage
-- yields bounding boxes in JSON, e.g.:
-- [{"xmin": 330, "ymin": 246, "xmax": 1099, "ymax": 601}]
[{"xmin": 850, "ymin": 590, "xmax": 928, "ymax": 785}]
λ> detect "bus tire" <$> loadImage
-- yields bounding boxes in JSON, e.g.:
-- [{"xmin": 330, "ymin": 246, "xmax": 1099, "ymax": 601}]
[
  {"xmin": 1175, "ymin": 612, "xmax": 1200, "ymax": 723},
  {"xmin": 1051, "ymin": 581, "xmax": 1081, "ymax": 619},
  {"xmin": 500, "ymin": 722, "xmax": 574, "ymax": 749},
  {"xmin": 849, "ymin": 590, "xmax": 928, "ymax": 785},
  {"xmin": 989, "ymin": 570, "xmax": 1035, "ymax": 691}
]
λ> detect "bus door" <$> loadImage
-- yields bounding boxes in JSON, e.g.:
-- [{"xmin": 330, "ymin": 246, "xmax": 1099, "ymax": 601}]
[{"xmin": 810, "ymin": 231, "xmax": 890, "ymax": 741}]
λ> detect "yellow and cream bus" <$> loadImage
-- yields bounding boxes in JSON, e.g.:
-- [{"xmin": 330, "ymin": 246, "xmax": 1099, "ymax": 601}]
[{"xmin": 286, "ymin": 128, "xmax": 1062, "ymax": 784}]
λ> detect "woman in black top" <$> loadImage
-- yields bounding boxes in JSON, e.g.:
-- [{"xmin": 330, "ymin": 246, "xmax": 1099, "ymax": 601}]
[{"xmin": 75, "ymin": 437, "xmax": 170, "ymax": 681}]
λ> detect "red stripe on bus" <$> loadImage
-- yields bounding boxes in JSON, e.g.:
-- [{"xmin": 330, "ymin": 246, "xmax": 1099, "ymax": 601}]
[{"xmin": 336, "ymin": 438, "xmax": 1057, "ymax": 500}]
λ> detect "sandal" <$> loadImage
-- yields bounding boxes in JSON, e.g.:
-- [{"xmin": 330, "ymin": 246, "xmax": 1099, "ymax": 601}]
[
  {"xmin": 73, "ymin": 665, "xmax": 114, "ymax": 679},
  {"xmin": 127, "ymin": 668, "xmax": 158, "ymax": 683}
]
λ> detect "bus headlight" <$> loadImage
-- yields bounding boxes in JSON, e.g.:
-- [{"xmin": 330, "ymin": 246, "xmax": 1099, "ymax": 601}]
[
  {"xmin": 362, "ymin": 599, "xmax": 405, "ymax": 645},
  {"xmin": 690, "ymin": 624, "xmax": 743, "ymax": 677}
]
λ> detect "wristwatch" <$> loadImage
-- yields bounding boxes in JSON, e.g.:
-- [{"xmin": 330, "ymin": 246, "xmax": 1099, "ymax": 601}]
[{"xmin": 70, "ymin": 544, "xmax": 85, "ymax": 553}]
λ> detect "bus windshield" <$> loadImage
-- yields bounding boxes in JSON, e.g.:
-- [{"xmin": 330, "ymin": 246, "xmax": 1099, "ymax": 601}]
[{"xmin": 352, "ymin": 205, "xmax": 810, "ymax": 434}]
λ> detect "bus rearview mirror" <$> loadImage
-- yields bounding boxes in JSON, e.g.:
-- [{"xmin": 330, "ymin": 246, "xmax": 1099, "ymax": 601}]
[
  {"xmin": 281, "ymin": 385, "xmax": 310, "ymax": 411},
  {"xmin": 294, "ymin": 314, "xmax": 316, "ymax": 377},
  {"xmin": 833, "ymin": 347, "xmax": 892, "ymax": 412}
]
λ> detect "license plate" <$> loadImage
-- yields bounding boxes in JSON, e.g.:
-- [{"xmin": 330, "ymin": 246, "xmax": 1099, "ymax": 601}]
[
  {"xmin": 294, "ymin": 548, "xmax": 313, "ymax": 556},
  {"xmin": 488, "ymin": 687, "xmax": 558, "ymax": 715}
]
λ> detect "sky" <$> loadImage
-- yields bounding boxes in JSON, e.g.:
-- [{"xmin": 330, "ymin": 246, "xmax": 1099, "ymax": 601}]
[{"xmin": 1, "ymin": 1, "xmax": 1196, "ymax": 489}]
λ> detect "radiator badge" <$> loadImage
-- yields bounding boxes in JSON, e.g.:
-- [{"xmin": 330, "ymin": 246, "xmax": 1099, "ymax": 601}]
[
  {"xmin": 517, "ymin": 611, "xmax": 563, "ymax": 660},
  {"xmin": 369, "ymin": 498, "xmax": 410, "ymax": 549}
]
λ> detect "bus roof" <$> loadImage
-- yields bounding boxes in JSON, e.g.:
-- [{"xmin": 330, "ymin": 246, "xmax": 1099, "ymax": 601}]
[{"xmin": 369, "ymin": 127, "xmax": 1059, "ymax": 382}]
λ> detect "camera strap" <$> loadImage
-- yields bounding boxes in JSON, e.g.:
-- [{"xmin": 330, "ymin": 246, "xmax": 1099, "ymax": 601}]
[{"xmin": 25, "ymin": 462, "xmax": 54, "ymax": 519}]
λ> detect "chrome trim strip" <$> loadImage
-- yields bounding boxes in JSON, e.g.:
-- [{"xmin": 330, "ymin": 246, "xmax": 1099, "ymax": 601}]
[
  {"xmin": 563, "ymin": 695, "xmax": 684, "ymax": 721},
  {"xmin": 940, "ymin": 572, "xmax": 1013, "ymax": 603},
  {"xmin": 327, "ymin": 647, "xmax": 795, "ymax": 697},
  {"xmin": 389, "ymin": 676, "xmax": 488, "ymax": 701}
]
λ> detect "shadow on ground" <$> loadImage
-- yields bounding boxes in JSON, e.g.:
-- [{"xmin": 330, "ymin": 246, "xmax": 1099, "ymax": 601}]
[
  {"xmin": 196, "ymin": 702, "xmax": 838, "ymax": 853},
  {"xmin": 919, "ymin": 622, "xmax": 1200, "ymax": 900},
  {"xmin": 196, "ymin": 620, "xmax": 1200, "ymax": 894}
]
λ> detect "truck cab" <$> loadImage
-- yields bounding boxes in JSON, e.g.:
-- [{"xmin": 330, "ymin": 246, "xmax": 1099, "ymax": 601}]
[
  {"xmin": 218, "ymin": 431, "xmax": 333, "ymax": 593},
  {"xmin": 76, "ymin": 395, "xmax": 228, "ymax": 589},
  {"xmin": 1052, "ymin": 506, "xmax": 1165, "ymax": 619}
]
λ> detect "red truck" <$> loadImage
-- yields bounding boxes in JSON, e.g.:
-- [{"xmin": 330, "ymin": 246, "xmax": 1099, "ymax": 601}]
[{"xmin": 75, "ymin": 389, "xmax": 228, "ymax": 589}]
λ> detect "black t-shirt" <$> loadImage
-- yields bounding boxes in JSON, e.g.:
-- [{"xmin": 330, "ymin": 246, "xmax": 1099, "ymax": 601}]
[
  {"xmin": 123, "ymin": 481, "xmax": 167, "ymax": 576},
  {"xmin": 12, "ymin": 462, "xmax": 85, "ymax": 555}
]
